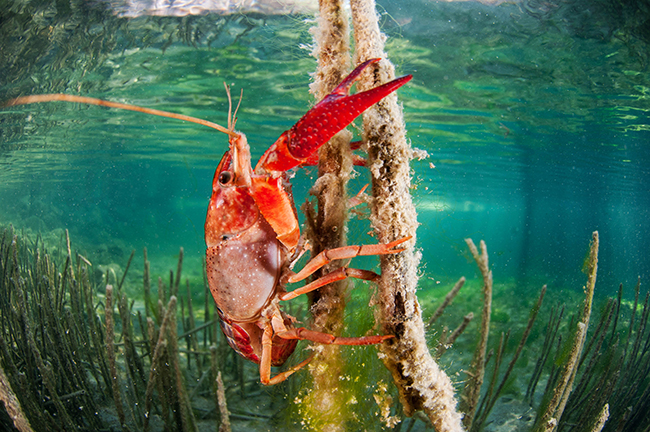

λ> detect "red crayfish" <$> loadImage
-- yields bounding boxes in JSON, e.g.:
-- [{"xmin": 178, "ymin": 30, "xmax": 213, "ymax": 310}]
[{"xmin": 1, "ymin": 58, "xmax": 413, "ymax": 384}]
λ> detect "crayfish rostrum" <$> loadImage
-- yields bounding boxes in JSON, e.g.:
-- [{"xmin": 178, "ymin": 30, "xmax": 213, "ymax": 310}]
[{"xmin": 1, "ymin": 58, "xmax": 413, "ymax": 384}]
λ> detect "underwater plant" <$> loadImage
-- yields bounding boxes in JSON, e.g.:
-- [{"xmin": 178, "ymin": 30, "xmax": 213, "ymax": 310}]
[{"xmin": 440, "ymin": 232, "xmax": 650, "ymax": 432}]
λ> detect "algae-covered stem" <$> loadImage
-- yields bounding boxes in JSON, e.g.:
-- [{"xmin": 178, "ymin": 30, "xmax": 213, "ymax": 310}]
[
  {"xmin": 0, "ymin": 364, "xmax": 34, "ymax": 432},
  {"xmin": 301, "ymin": 0, "xmax": 353, "ymax": 428},
  {"xmin": 460, "ymin": 239, "xmax": 492, "ymax": 430},
  {"xmin": 105, "ymin": 285, "xmax": 131, "ymax": 432},
  {"xmin": 307, "ymin": 0, "xmax": 352, "ymax": 335},
  {"xmin": 349, "ymin": 0, "xmax": 464, "ymax": 430},
  {"xmin": 533, "ymin": 231, "xmax": 599, "ymax": 432}
]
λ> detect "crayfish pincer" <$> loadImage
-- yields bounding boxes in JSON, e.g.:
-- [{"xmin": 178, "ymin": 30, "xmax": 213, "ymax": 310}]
[{"xmin": 205, "ymin": 58, "xmax": 412, "ymax": 384}]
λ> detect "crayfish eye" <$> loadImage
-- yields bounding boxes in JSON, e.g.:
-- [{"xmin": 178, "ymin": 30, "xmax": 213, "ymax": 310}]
[{"xmin": 218, "ymin": 171, "xmax": 233, "ymax": 185}]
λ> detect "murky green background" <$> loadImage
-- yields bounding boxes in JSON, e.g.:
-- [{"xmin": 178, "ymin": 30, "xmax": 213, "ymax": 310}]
[
  {"xmin": 0, "ymin": 1, "xmax": 650, "ymax": 293},
  {"xmin": 0, "ymin": 0, "xmax": 648, "ymax": 309},
  {"xmin": 2, "ymin": 0, "xmax": 648, "ymax": 299}
]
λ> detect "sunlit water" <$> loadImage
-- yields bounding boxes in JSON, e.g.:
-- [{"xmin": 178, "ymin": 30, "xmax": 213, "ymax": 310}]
[{"xmin": 1, "ymin": 1, "xmax": 648, "ymax": 300}]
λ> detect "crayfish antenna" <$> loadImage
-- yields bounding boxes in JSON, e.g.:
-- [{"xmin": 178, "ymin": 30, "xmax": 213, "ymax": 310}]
[
  {"xmin": 1, "ymin": 93, "xmax": 238, "ymax": 138},
  {"xmin": 224, "ymin": 83, "xmax": 233, "ymax": 131},
  {"xmin": 223, "ymin": 83, "xmax": 243, "ymax": 132},
  {"xmin": 233, "ymin": 88, "xmax": 243, "ymax": 130}
]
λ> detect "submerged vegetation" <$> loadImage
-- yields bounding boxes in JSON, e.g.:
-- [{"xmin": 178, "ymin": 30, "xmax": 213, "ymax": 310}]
[
  {"xmin": 426, "ymin": 232, "xmax": 650, "ymax": 432},
  {"xmin": 2, "ymin": 225, "xmax": 649, "ymax": 432}
]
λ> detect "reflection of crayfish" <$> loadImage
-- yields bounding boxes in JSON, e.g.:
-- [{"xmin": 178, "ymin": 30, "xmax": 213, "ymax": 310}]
[{"xmin": 2, "ymin": 58, "xmax": 413, "ymax": 384}]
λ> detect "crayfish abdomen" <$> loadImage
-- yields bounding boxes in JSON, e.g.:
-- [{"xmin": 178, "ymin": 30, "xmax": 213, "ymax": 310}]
[{"xmin": 206, "ymin": 216, "xmax": 281, "ymax": 323}]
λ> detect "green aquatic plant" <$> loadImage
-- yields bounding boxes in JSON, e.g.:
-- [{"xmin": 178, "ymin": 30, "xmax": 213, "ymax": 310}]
[
  {"xmin": 551, "ymin": 277, "xmax": 650, "ymax": 432},
  {"xmin": 425, "ymin": 238, "xmax": 547, "ymax": 432},
  {"xmin": 2, "ymin": 209, "xmax": 647, "ymax": 432},
  {"xmin": 533, "ymin": 231, "xmax": 599, "ymax": 432},
  {"xmin": 0, "ymin": 227, "xmax": 108, "ymax": 431},
  {"xmin": 460, "ymin": 231, "xmax": 650, "ymax": 432},
  {"xmin": 459, "ymin": 239, "xmax": 493, "ymax": 429},
  {"xmin": 421, "ymin": 231, "xmax": 650, "ymax": 432},
  {"xmin": 471, "ymin": 285, "xmax": 547, "ymax": 432}
]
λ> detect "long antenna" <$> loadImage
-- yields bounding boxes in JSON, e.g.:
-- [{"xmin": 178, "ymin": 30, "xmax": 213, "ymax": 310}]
[
  {"xmin": 1, "ymin": 93, "xmax": 237, "ymax": 137},
  {"xmin": 224, "ymin": 83, "xmax": 233, "ymax": 131}
]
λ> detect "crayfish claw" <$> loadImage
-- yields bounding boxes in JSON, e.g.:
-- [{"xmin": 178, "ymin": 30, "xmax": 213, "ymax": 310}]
[{"xmin": 329, "ymin": 58, "xmax": 381, "ymax": 96}]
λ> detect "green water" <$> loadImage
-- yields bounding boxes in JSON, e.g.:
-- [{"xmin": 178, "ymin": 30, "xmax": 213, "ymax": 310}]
[
  {"xmin": 0, "ymin": 0, "xmax": 649, "ymax": 429},
  {"xmin": 2, "ymin": 1, "xmax": 647, "ymax": 297}
]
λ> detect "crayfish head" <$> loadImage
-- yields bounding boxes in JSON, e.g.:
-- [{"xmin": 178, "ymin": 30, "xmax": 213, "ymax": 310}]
[{"xmin": 205, "ymin": 135, "xmax": 259, "ymax": 247}]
